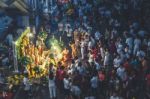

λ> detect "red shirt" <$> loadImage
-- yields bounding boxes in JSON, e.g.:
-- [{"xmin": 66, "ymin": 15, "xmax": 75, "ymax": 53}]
[
  {"xmin": 91, "ymin": 48, "xmax": 98, "ymax": 59},
  {"xmin": 146, "ymin": 74, "xmax": 150, "ymax": 86},
  {"xmin": 98, "ymin": 73, "xmax": 105, "ymax": 81},
  {"xmin": 57, "ymin": 70, "xmax": 65, "ymax": 81},
  {"xmin": 123, "ymin": 61, "xmax": 131, "ymax": 72}
]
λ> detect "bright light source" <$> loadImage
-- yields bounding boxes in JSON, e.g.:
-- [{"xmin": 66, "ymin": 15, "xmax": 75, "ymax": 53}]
[
  {"xmin": 27, "ymin": 33, "xmax": 33, "ymax": 37},
  {"xmin": 57, "ymin": 53, "xmax": 63, "ymax": 60},
  {"xmin": 13, "ymin": 41, "xmax": 18, "ymax": 45}
]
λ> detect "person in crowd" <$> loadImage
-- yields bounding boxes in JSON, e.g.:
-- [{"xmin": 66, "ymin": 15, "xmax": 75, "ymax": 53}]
[
  {"xmin": 1, "ymin": 0, "xmax": 150, "ymax": 99},
  {"xmin": 70, "ymin": 83, "xmax": 81, "ymax": 99},
  {"xmin": 90, "ymin": 71, "xmax": 98, "ymax": 99},
  {"xmin": 63, "ymin": 75, "xmax": 71, "ymax": 99},
  {"xmin": 110, "ymin": 92, "xmax": 122, "ymax": 99},
  {"xmin": 23, "ymin": 74, "xmax": 30, "ymax": 96},
  {"xmin": 49, "ymin": 72, "xmax": 56, "ymax": 99}
]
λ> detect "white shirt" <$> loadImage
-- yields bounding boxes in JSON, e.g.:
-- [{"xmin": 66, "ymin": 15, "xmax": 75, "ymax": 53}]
[
  {"xmin": 81, "ymin": 41, "xmax": 86, "ymax": 48},
  {"xmin": 104, "ymin": 52, "xmax": 110, "ymax": 65},
  {"xmin": 88, "ymin": 54, "xmax": 94, "ymax": 63},
  {"xmin": 67, "ymin": 29, "xmax": 73, "ymax": 37},
  {"xmin": 90, "ymin": 76, "xmax": 98, "ymax": 88},
  {"xmin": 6, "ymin": 34, "xmax": 13, "ymax": 46},
  {"xmin": 126, "ymin": 37, "xmax": 133, "ymax": 49},
  {"xmin": 95, "ymin": 61, "xmax": 101, "ymax": 70},
  {"xmin": 116, "ymin": 42, "xmax": 123, "ymax": 54},
  {"xmin": 95, "ymin": 31, "xmax": 101, "ymax": 40},
  {"xmin": 23, "ymin": 77, "xmax": 29, "ymax": 85},
  {"xmin": 110, "ymin": 96, "xmax": 120, "ymax": 99},
  {"xmin": 138, "ymin": 30, "xmax": 145, "ymax": 37},
  {"xmin": 136, "ymin": 50, "xmax": 145, "ymax": 58},
  {"xmin": 68, "ymin": 64, "xmax": 75, "ymax": 74},
  {"xmin": 63, "ymin": 78, "xmax": 70, "ymax": 89},
  {"xmin": 100, "ymin": 47, "xmax": 105, "ymax": 59},
  {"xmin": 113, "ymin": 58, "xmax": 122, "ymax": 68},
  {"xmin": 117, "ymin": 67, "xmax": 126, "ymax": 81},
  {"xmin": 134, "ymin": 38, "xmax": 141, "ymax": 47},
  {"xmin": 58, "ymin": 23, "xmax": 63, "ymax": 32},
  {"xmin": 77, "ymin": 66, "xmax": 85, "ymax": 75},
  {"xmin": 49, "ymin": 78, "xmax": 55, "ymax": 87},
  {"xmin": 88, "ymin": 41, "xmax": 93, "ymax": 50},
  {"xmin": 23, "ymin": 77, "xmax": 30, "ymax": 90},
  {"xmin": 71, "ymin": 85, "xmax": 81, "ymax": 96}
]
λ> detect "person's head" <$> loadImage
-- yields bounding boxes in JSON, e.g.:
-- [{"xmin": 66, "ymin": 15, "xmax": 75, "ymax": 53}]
[
  {"xmin": 58, "ymin": 61, "xmax": 62, "ymax": 66},
  {"xmin": 60, "ymin": 66, "xmax": 65, "ymax": 70},
  {"xmin": 71, "ymin": 60, "xmax": 75, "ymax": 64},
  {"xmin": 24, "ymin": 73, "xmax": 28, "ymax": 78}
]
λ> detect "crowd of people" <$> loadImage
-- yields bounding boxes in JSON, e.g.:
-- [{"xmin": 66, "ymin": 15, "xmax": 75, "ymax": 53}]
[
  {"xmin": 47, "ymin": 0, "xmax": 150, "ymax": 99},
  {"xmin": 0, "ymin": 0, "xmax": 150, "ymax": 99}
]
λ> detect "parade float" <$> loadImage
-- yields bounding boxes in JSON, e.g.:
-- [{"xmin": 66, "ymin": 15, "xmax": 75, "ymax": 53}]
[{"xmin": 12, "ymin": 27, "xmax": 68, "ymax": 80}]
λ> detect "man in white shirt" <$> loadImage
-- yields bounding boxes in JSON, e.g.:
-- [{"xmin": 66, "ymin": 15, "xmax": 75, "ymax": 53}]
[
  {"xmin": 136, "ymin": 50, "xmax": 145, "ymax": 60},
  {"xmin": 117, "ymin": 66, "xmax": 127, "ymax": 81},
  {"xmin": 23, "ymin": 75, "xmax": 30, "ymax": 91},
  {"xmin": 116, "ymin": 42, "xmax": 123, "ymax": 55},
  {"xmin": 88, "ymin": 37, "xmax": 96, "ymax": 51},
  {"xmin": 103, "ymin": 50, "xmax": 110, "ymax": 66},
  {"xmin": 65, "ymin": 24, "xmax": 73, "ymax": 42},
  {"xmin": 100, "ymin": 47, "xmax": 105, "ymax": 61},
  {"xmin": 58, "ymin": 23, "xmax": 63, "ymax": 32},
  {"xmin": 124, "ymin": 46, "xmax": 131, "ymax": 59},
  {"xmin": 49, "ymin": 73, "xmax": 56, "ymax": 99},
  {"xmin": 94, "ymin": 31, "xmax": 101, "ymax": 41},
  {"xmin": 113, "ymin": 55, "xmax": 122, "ymax": 68},
  {"xmin": 91, "ymin": 76, "xmax": 98, "ymax": 89},
  {"xmin": 138, "ymin": 30, "xmax": 146, "ymax": 38},
  {"xmin": 88, "ymin": 40, "xmax": 93, "ymax": 51},
  {"xmin": 63, "ymin": 76, "xmax": 71, "ymax": 98},
  {"xmin": 133, "ymin": 37, "xmax": 141, "ymax": 55},
  {"xmin": 81, "ymin": 40, "xmax": 86, "ymax": 59},
  {"xmin": 94, "ymin": 59, "xmax": 101, "ymax": 71},
  {"xmin": 90, "ymin": 74, "xmax": 98, "ymax": 98},
  {"xmin": 71, "ymin": 85, "xmax": 81, "ymax": 98},
  {"xmin": 5, "ymin": 34, "xmax": 13, "ymax": 47},
  {"xmin": 126, "ymin": 36, "xmax": 133, "ymax": 50},
  {"xmin": 76, "ymin": 63, "xmax": 85, "ymax": 75}
]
